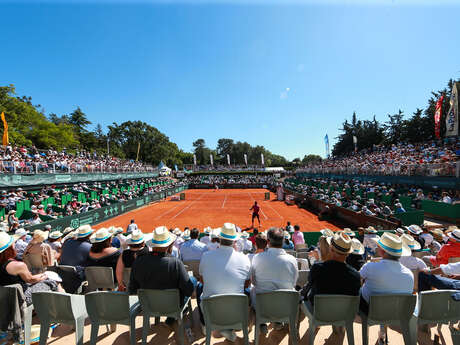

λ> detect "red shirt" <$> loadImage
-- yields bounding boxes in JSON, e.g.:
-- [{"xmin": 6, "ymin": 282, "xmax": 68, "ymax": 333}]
[
  {"xmin": 430, "ymin": 240, "xmax": 460, "ymax": 266},
  {"xmin": 251, "ymin": 205, "xmax": 260, "ymax": 214}
]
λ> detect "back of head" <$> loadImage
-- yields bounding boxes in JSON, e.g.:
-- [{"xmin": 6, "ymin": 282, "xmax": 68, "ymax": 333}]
[
  {"xmin": 220, "ymin": 238, "xmax": 234, "ymax": 247},
  {"xmin": 190, "ymin": 228, "xmax": 199, "ymax": 239},
  {"xmin": 255, "ymin": 234, "xmax": 268, "ymax": 251},
  {"xmin": 294, "ymin": 225, "xmax": 300, "ymax": 231},
  {"xmin": 268, "ymin": 227, "xmax": 284, "ymax": 248}
]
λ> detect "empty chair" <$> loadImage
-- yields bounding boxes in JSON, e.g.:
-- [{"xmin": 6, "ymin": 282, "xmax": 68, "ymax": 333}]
[
  {"xmin": 85, "ymin": 291, "xmax": 141, "ymax": 345},
  {"xmin": 301, "ymin": 295, "xmax": 360, "ymax": 345},
  {"xmin": 360, "ymin": 294, "xmax": 417, "ymax": 345},
  {"xmin": 296, "ymin": 252, "xmax": 309, "ymax": 260},
  {"xmin": 295, "ymin": 243, "xmax": 307, "ymax": 251},
  {"xmin": 296, "ymin": 258, "xmax": 309, "ymax": 270},
  {"xmin": 417, "ymin": 290, "xmax": 460, "ymax": 331},
  {"xmin": 32, "ymin": 291, "xmax": 87, "ymax": 345},
  {"xmin": 85, "ymin": 266, "xmax": 116, "ymax": 292},
  {"xmin": 254, "ymin": 290, "xmax": 300, "ymax": 345},
  {"xmin": 122, "ymin": 268, "xmax": 132, "ymax": 287},
  {"xmin": 137, "ymin": 289, "xmax": 192, "ymax": 345},
  {"xmin": 201, "ymin": 294, "xmax": 249, "ymax": 345},
  {"xmin": 183, "ymin": 260, "xmax": 200, "ymax": 278},
  {"xmin": 296, "ymin": 270, "xmax": 310, "ymax": 288}
]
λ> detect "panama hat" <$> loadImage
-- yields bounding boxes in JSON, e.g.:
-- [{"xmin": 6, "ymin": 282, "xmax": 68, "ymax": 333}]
[
  {"xmin": 351, "ymin": 238, "xmax": 364, "ymax": 255},
  {"xmin": 90, "ymin": 228, "xmax": 112, "ymax": 243},
  {"xmin": 13, "ymin": 228, "xmax": 28, "ymax": 239},
  {"xmin": 430, "ymin": 229, "xmax": 444, "ymax": 241},
  {"xmin": 373, "ymin": 232, "xmax": 411, "ymax": 257},
  {"xmin": 172, "ymin": 228, "xmax": 182, "ymax": 236},
  {"xmin": 284, "ymin": 231, "xmax": 291, "ymax": 240},
  {"xmin": 49, "ymin": 231, "xmax": 63, "ymax": 240},
  {"xmin": 447, "ymin": 229, "xmax": 460, "ymax": 243},
  {"xmin": 395, "ymin": 228, "xmax": 405, "ymax": 235},
  {"xmin": 8, "ymin": 210, "xmax": 16, "ymax": 215},
  {"xmin": 77, "ymin": 224, "xmax": 93, "ymax": 238},
  {"xmin": 204, "ymin": 227, "xmax": 212, "ymax": 235},
  {"xmin": 343, "ymin": 228, "xmax": 355, "ymax": 237},
  {"xmin": 63, "ymin": 227, "xmax": 74, "ymax": 235},
  {"xmin": 400, "ymin": 234, "xmax": 421, "ymax": 251},
  {"xmin": 219, "ymin": 223, "xmax": 240, "ymax": 241},
  {"xmin": 326, "ymin": 232, "xmax": 353, "ymax": 254},
  {"xmin": 148, "ymin": 226, "xmax": 176, "ymax": 247},
  {"xmin": 241, "ymin": 231, "xmax": 249, "ymax": 239},
  {"xmin": 407, "ymin": 225, "xmax": 422, "ymax": 235},
  {"xmin": 33, "ymin": 230, "xmax": 48, "ymax": 242},
  {"xmin": 182, "ymin": 230, "xmax": 191, "ymax": 240},
  {"xmin": 320, "ymin": 229, "xmax": 334, "ymax": 237},
  {"xmin": 127, "ymin": 230, "xmax": 146, "ymax": 245},
  {"xmin": 365, "ymin": 226, "xmax": 377, "ymax": 234},
  {"xmin": 0, "ymin": 232, "xmax": 15, "ymax": 253}
]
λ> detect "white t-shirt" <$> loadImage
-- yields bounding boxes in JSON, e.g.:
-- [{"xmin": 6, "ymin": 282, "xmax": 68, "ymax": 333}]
[
  {"xmin": 420, "ymin": 233, "xmax": 433, "ymax": 247},
  {"xmin": 206, "ymin": 242, "xmax": 219, "ymax": 251},
  {"xmin": 127, "ymin": 223, "xmax": 138, "ymax": 232},
  {"xmin": 200, "ymin": 235, "xmax": 211, "ymax": 245},
  {"xmin": 199, "ymin": 246, "xmax": 251, "ymax": 299},
  {"xmin": 360, "ymin": 259, "xmax": 414, "ymax": 303},
  {"xmin": 399, "ymin": 255, "xmax": 427, "ymax": 271},
  {"xmin": 236, "ymin": 238, "xmax": 253, "ymax": 253},
  {"xmin": 440, "ymin": 262, "xmax": 460, "ymax": 275}
]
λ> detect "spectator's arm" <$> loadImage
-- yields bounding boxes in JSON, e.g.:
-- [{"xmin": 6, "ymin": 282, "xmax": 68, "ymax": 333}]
[
  {"xmin": 128, "ymin": 263, "xmax": 139, "ymax": 295},
  {"xmin": 177, "ymin": 261, "xmax": 194, "ymax": 297}
]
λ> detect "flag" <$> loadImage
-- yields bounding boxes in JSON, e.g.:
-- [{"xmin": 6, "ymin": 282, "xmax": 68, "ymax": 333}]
[
  {"xmin": 226, "ymin": 154, "xmax": 230, "ymax": 166},
  {"xmin": 446, "ymin": 83, "xmax": 459, "ymax": 137},
  {"xmin": 324, "ymin": 134, "xmax": 330, "ymax": 158},
  {"xmin": 353, "ymin": 135, "xmax": 357, "ymax": 152},
  {"xmin": 135, "ymin": 142, "xmax": 140, "ymax": 161},
  {"xmin": 1, "ymin": 112, "xmax": 8, "ymax": 146},
  {"xmin": 261, "ymin": 153, "xmax": 264, "ymax": 166},
  {"xmin": 244, "ymin": 153, "xmax": 248, "ymax": 165},
  {"xmin": 174, "ymin": 164, "xmax": 178, "ymax": 172},
  {"xmin": 434, "ymin": 95, "xmax": 444, "ymax": 139},
  {"xmin": 193, "ymin": 154, "xmax": 197, "ymax": 165},
  {"xmin": 210, "ymin": 154, "xmax": 214, "ymax": 166}
]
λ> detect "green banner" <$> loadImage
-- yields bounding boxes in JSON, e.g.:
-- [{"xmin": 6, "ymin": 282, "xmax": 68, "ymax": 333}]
[
  {"xmin": 24, "ymin": 185, "xmax": 187, "ymax": 232},
  {"xmin": 0, "ymin": 172, "xmax": 159, "ymax": 188}
]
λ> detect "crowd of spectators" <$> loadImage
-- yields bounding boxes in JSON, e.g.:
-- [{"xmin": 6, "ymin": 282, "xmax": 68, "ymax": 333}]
[
  {"xmin": 1, "ymin": 219, "xmax": 459, "ymax": 343},
  {"xmin": 0, "ymin": 145, "xmax": 154, "ymax": 174},
  {"xmin": 298, "ymin": 140, "xmax": 460, "ymax": 177},
  {"xmin": 184, "ymin": 174, "xmax": 276, "ymax": 185}
]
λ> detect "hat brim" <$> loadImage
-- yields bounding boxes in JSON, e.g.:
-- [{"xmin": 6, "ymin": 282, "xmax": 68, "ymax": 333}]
[
  {"xmin": 148, "ymin": 233, "xmax": 177, "ymax": 247},
  {"xmin": 326, "ymin": 236, "xmax": 353, "ymax": 254},
  {"xmin": 447, "ymin": 233, "xmax": 460, "ymax": 242},
  {"xmin": 218, "ymin": 231, "xmax": 240, "ymax": 241},
  {"xmin": 407, "ymin": 241, "xmax": 421, "ymax": 251},
  {"xmin": 90, "ymin": 234, "xmax": 112, "ymax": 243},
  {"xmin": 373, "ymin": 238, "xmax": 411, "ymax": 257},
  {"xmin": 0, "ymin": 236, "xmax": 15, "ymax": 253}
]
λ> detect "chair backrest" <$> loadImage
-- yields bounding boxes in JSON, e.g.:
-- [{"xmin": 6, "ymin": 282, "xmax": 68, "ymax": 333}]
[
  {"xmin": 448, "ymin": 257, "xmax": 460, "ymax": 263},
  {"xmin": 410, "ymin": 270, "xmax": 418, "ymax": 292},
  {"xmin": 255, "ymin": 290, "xmax": 299, "ymax": 322},
  {"xmin": 418, "ymin": 290, "xmax": 460, "ymax": 322},
  {"xmin": 295, "ymin": 243, "xmax": 307, "ymax": 250},
  {"xmin": 183, "ymin": 260, "xmax": 200, "ymax": 278},
  {"xmin": 85, "ymin": 266, "xmax": 115, "ymax": 291},
  {"xmin": 368, "ymin": 294, "xmax": 416, "ymax": 322},
  {"xmin": 286, "ymin": 250, "xmax": 297, "ymax": 257},
  {"xmin": 297, "ymin": 258, "xmax": 309, "ymax": 270},
  {"xmin": 297, "ymin": 270, "xmax": 310, "ymax": 288},
  {"xmin": 23, "ymin": 253, "xmax": 45, "ymax": 273},
  {"xmin": 138, "ymin": 289, "xmax": 181, "ymax": 317},
  {"xmin": 47, "ymin": 265, "xmax": 80, "ymax": 294},
  {"xmin": 122, "ymin": 268, "xmax": 131, "ymax": 287},
  {"xmin": 296, "ymin": 252, "xmax": 309, "ymax": 260},
  {"xmin": 32, "ymin": 292, "xmax": 83, "ymax": 323},
  {"xmin": 85, "ymin": 292, "xmax": 130, "ymax": 323},
  {"xmin": 313, "ymin": 295, "xmax": 360, "ymax": 322},
  {"xmin": 202, "ymin": 294, "xmax": 248, "ymax": 329}
]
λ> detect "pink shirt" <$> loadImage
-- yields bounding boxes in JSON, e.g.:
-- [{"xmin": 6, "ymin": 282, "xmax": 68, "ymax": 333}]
[{"xmin": 292, "ymin": 231, "xmax": 305, "ymax": 246}]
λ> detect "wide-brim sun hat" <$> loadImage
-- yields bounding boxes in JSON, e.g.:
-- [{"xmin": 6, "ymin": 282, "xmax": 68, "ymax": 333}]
[
  {"xmin": 407, "ymin": 224, "xmax": 422, "ymax": 236},
  {"xmin": 182, "ymin": 230, "xmax": 191, "ymax": 240},
  {"xmin": 351, "ymin": 238, "xmax": 364, "ymax": 255},
  {"xmin": 204, "ymin": 227, "xmax": 212, "ymax": 235},
  {"xmin": 13, "ymin": 228, "xmax": 28, "ymax": 239},
  {"xmin": 447, "ymin": 229, "xmax": 460, "ymax": 243},
  {"xmin": 241, "ymin": 231, "xmax": 249, "ymax": 239},
  {"xmin": 343, "ymin": 228, "xmax": 355, "ymax": 237},
  {"xmin": 284, "ymin": 231, "xmax": 290, "ymax": 240},
  {"xmin": 373, "ymin": 232, "xmax": 411, "ymax": 257},
  {"xmin": 33, "ymin": 230, "xmax": 49, "ymax": 242},
  {"xmin": 77, "ymin": 224, "xmax": 94, "ymax": 238},
  {"xmin": 49, "ymin": 231, "xmax": 63, "ymax": 240},
  {"xmin": 430, "ymin": 228, "xmax": 444, "ymax": 241},
  {"xmin": 127, "ymin": 230, "xmax": 146, "ymax": 245},
  {"xmin": 90, "ymin": 228, "xmax": 112, "ymax": 243},
  {"xmin": 0, "ymin": 232, "xmax": 14, "ymax": 253},
  {"xmin": 365, "ymin": 226, "xmax": 377, "ymax": 234},
  {"xmin": 148, "ymin": 226, "xmax": 176, "ymax": 248},
  {"xmin": 400, "ymin": 234, "xmax": 421, "ymax": 251},
  {"xmin": 172, "ymin": 228, "xmax": 182, "ymax": 236},
  {"xmin": 395, "ymin": 228, "xmax": 405, "ymax": 235},
  {"xmin": 219, "ymin": 222, "xmax": 240, "ymax": 241},
  {"xmin": 326, "ymin": 232, "xmax": 353, "ymax": 254},
  {"xmin": 320, "ymin": 229, "xmax": 334, "ymax": 237},
  {"xmin": 210, "ymin": 228, "xmax": 220, "ymax": 239},
  {"xmin": 63, "ymin": 227, "xmax": 74, "ymax": 235}
]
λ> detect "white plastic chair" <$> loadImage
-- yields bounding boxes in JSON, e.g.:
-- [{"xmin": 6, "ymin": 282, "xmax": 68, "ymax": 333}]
[
  {"xmin": 85, "ymin": 291, "xmax": 141, "ymax": 345},
  {"xmin": 296, "ymin": 252, "xmax": 309, "ymax": 260},
  {"xmin": 360, "ymin": 294, "xmax": 417, "ymax": 345},
  {"xmin": 201, "ymin": 293, "xmax": 249, "ymax": 345},
  {"xmin": 296, "ymin": 270, "xmax": 310, "ymax": 288},
  {"xmin": 85, "ymin": 266, "xmax": 116, "ymax": 292},
  {"xmin": 301, "ymin": 295, "xmax": 360, "ymax": 345},
  {"xmin": 254, "ymin": 290, "xmax": 299, "ymax": 345},
  {"xmin": 296, "ymin": 258, "xmax": 309, "ymax": 270},
  {"xmin": 32, "ymin": 291, "xmax": 88, "ymax": 345},
  {"xmin": 122, "ymin": 268, "xmax": 131, "ymax": 287}
]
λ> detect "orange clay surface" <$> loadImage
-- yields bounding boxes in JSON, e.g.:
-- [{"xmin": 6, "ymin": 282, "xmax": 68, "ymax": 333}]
[{"xmin": 95, "ymin": 188, "xmax": 341, "ymax": 233}]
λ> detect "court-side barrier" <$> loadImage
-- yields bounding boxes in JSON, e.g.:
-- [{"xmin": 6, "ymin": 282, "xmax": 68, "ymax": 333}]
[
  {"xmin": 24, "ymin": 185, "xmax": 188, "ymax": 232},
  {"xmin": 393, "ymin": 210, "xmax": 425, "ymax": 226},
  {"xmin": 0, "ymin": 171, "xmax": 159, "ymax": 188},
  {"xmin": 421, "ymin": 200, "xmax": 460, "ymax": 224},
  {"xmin": 187, "ymin": 183, "xmax": 269, "ymax": 189}
]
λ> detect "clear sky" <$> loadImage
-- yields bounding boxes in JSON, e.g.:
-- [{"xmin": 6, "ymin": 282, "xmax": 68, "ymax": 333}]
[{"xmin": 1, "ymin": 0, "xmax": 459, "ymax": 160}]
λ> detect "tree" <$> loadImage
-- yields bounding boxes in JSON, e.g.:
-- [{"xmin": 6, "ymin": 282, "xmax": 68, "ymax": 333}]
[
  {"xmin": 193, "ymin": 139, "xmax": 208, "ymax": 165},
  {"xmin": 216, "ymin": 138, "xmax": 234, "ymax": 163},
  {"xmin": 302, "ymin": 154, "xmax": 322, "ymax": 164},
  {"xmin": 69, "ymin": 107, "xmax": 91, "ymax": 135}
]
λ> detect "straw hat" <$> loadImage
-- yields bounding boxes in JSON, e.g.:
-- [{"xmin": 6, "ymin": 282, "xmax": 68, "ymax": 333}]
[
  {"xmin": 373, "ymin": 232, "xmax": 411, "ymax": 257},
  {"xmin": 49, "ymin": 231, "xmax": 63, "ymax": 240},
  {"xmin": 204, "ymin": 227, "xmax": 212, "ymax": 235},
  {"xmin": 407, "ymin": 225, "xmax": 422, "ymax": 236},
  {"xmin": 76, "ymin": 224, "xmax": 93, "ymax": 238},
  {"xmin": 430, "ymin": 229, "xmax": 444, "ymax": 242},
  {"xmin": 395, "ymin": 228, "xmax": 405, "ymax": 235},
  {"xmin": 447, "ymin": 229, "xmax": 460, "ymax": 243},
  {"xmin": 320, "ymin": 229, "xmax": 334, "ymax": 237},
  {"xmin": 343, "ymin": 228, "xmax": 355, "ymax": 237},
  {"xmin": 284, "ymin": 231, "xmax": 291, "ymax": 240},
  {"xmin": 63, "ymin": 227, "xmax": 74, "ymax": 235},
  {"xmin": 8, "ymin": 210, "xmax": 16, "ymax": 215},
  {"xmin": 210, "ymin": 228, "xmax": 220, "ymax": 239},
  {"xmin": 365, "ymin": 226, "xmax": 377, "ymax": 234},
  {"xmin": 13, "ymin": 228, "xmax": 28, "ymax": 239},
  {"xmin": 0, "ymin": 232, "xmax": 14, "ymax": 253},
  {"xmin": 219, "ymin": 223, "xmax": 240, "ymax": 241},
  {"xmin": 148, "ymin": 226, "xmax": 176, "ymax": 248},
  {"xmin": 44, "ymin": 225, "xmax": 51, "ymax": 230},
  {"xmin": 127, "ymin": 230, "xmax": 145, "ymax": 245},
  {"xmin": 182, "ymin": 230, "xmax": 191, "ymax": 241},
  {"xmin": 90, "ymin": 228, "xmax": 112, "ymax": 243},
  {"xmin": 32, "ymin": 230, "xmax": 48, "ymax": 242},
  {"xmin": 351, "ymin": 238, "xmax": 364, "ymax": 255},
  {"xmin": 400, "ymin": 234, "xmax": 421, "ymax": 251},
  {"xmin": 172, "ymin": 228, "xmax": 182, "ymax": 236},
  {"xmin": 326, "ymin": 232, "xmax": 353, "ymax": 255},
  {"xmin": 241, "ymin": 232, "xmax": 250, "ymax": 239}
]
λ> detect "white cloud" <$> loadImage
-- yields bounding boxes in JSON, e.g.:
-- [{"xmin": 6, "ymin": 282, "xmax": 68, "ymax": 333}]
[{"xmin": 280, "ymin": 87, "xmax": 291, "ymax": 100}]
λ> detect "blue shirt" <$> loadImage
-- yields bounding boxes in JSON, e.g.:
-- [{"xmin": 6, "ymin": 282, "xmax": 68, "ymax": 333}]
[
  {"xmin": 282, "ymin": 240, "xmax": 294, "ymax": 250},
  {"xmin": 60, "ymin": 238, "xmax": 92, "ymax": 267},
  {"xmin": 180, "ymin": 239, "xmax": 208, "ymax": 261}
]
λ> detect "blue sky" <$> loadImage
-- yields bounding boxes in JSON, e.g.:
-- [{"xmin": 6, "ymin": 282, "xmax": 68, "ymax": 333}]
[{"xmin": 1, "ymin": 0, "xmax": 459, "ymax": 160}]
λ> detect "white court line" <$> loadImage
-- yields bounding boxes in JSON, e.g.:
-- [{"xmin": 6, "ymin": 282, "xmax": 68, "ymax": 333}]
[
  {"xmin": 170, "ymin": 191, "xmax": 207, "ymax": 220},
  {"xmin": 263, "ymin": 199, "xmax": 284, "ymax": 220},
  {"xmin": 247, "ymin": 192, "xmax": 268, "ymax": 220},
  {"xmin": 154, "ymin": 203, "xmax": 183, "ymax": 220},
  {"xmin": 221, "ymin": 195, "xmax": 227, "ymax": 209}
]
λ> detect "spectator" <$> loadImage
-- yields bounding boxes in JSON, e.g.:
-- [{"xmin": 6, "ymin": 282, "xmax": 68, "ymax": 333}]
[
  {"xmin": 424, "ymin": 229, "xmax": 460, "ymax": 266},
  {"xmin": 60, "ymin": 225, "xmax": 93, "ymax": 269},
  {"xmin": 116, "ymin": 230, "xmax": 149, "ymax": 291},
  {"xmin": 236, "ymin": 232, "xmax": 253, "ymax": 253},
  {"xmin": 249, "ymin": 228, "xmax": 259, "ymax": 246},
  {"xmin": 292, "ymin": 225, "xmax": 305, "ymax": 248},
  {"xmin": 346, "ymin": 238, "xmax": 365, "ymax": 271},
  {"xmin": 198, "ymin": 223, "xmax": 251, "ymax": 340},
  {"xmin": 129, "ymin": 226, "xmax": 196, "ymax": 326},
  {"xmin": 200, "ymin": 227, "xmax": 212, "ymax": 246},
  {"xmin": 442, "ymin": 192, "xmax": 452, "ymax": 204},
  {"xmin": 359, "ymin": 232, "xmax": 413, "ymax": 314},
  {"xmin": 285, "ymin": 221, "xmax": 294, "ymax": 232},
  {"xmin": 13, "ymin": 228, "xmax": 29, "ymax": 260},
  {"xmin": 180, "ymin": 228, "xmax": 208, "ymax": 261},
  {"xmin": 399, "ymin": 234, "xmax": 427, "ymax": 272},
  {"xmin": 23, "ymin": 230, "xmax": 55, "ymax": 273},
  {"xmin": 86, "ymin": 228, "xmax": 121, "ymax": 283},
  {"xmin": 126, "ymin": 219, "xmax": 138, "ymax": 234},
  {"xmin": 418, "ymin": 261, "xmax": 460, "ymax": 293},
  {"xmin": 47, "ymin": 231, "xmax": 63, "ymax": 260},
  {"xmin": 407, "ymin": 225, "xmax": 425, "ymax": 249},
  {"xmin": 251, "ymin": 227, "xmax": 298, "ymax": 334},
  {"xmin": 419, "ymin": 226, "xmax": 433, "ymax": 248},
  {"xmin": 282, "ymin": 231, "xmax": 294, "ymax": 250},
  {"xmin": 206, "ymin": 229, "xmax": 220, "ymax": 251}
]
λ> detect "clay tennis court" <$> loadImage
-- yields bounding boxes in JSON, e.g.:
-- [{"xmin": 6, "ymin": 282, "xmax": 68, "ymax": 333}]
[{"xmin": 95, "ymin": 188, "xmax": 340, "ymax": 232}]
